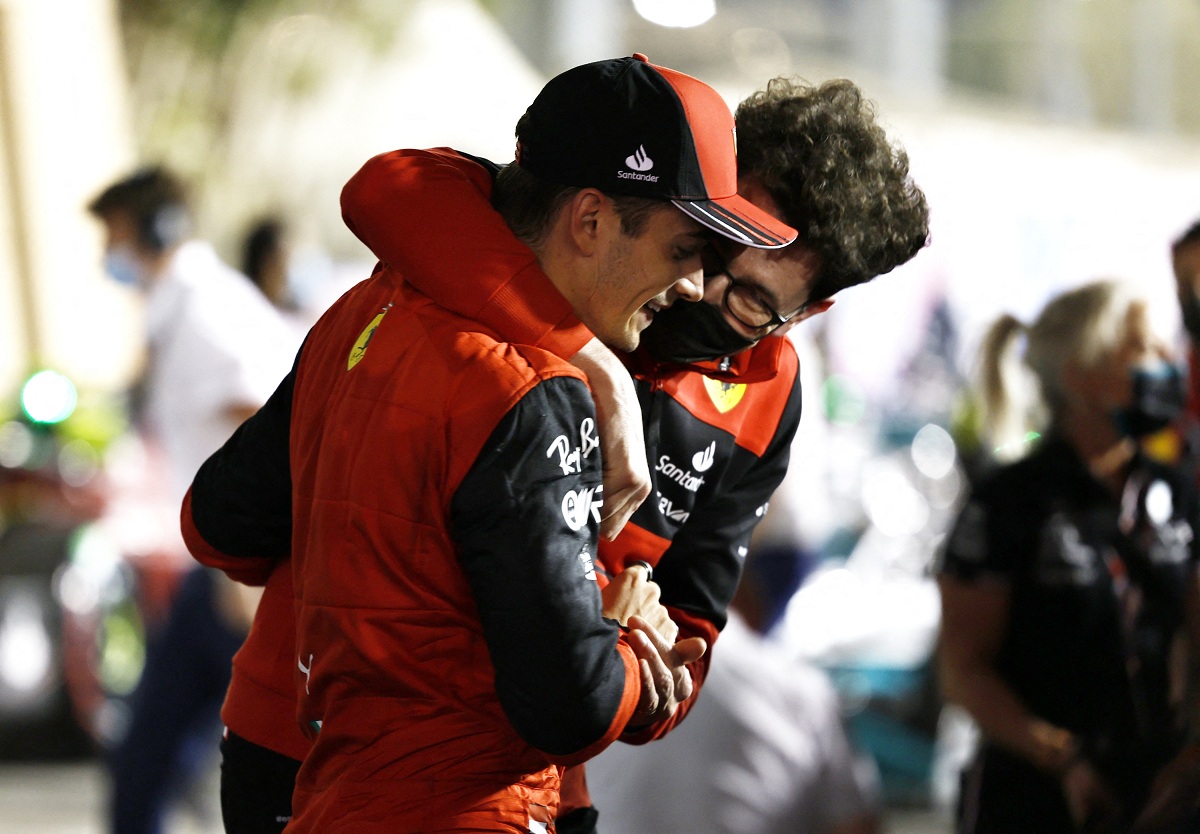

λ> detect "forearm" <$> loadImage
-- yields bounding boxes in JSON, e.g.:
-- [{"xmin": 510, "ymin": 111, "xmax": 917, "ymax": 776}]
[
  {"xmin": 941, "ymin": 657, "xmax": 1077, "ymax": 773},
  {"xmin": 569, "ymin": 339, "xmax": 639, "ymax": 427},
  {"xmin": 569, "ymin": 338, "xmax": 649, "ymax": 541},
  {"xmin": 211, "ymin": 571, "xmax": 264, "ymax": 632}
]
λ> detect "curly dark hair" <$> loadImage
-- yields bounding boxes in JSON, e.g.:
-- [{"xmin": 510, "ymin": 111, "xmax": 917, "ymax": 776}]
[{"xmin": 736, "ymin": 78, "xmax": 930, "ymax": 301}]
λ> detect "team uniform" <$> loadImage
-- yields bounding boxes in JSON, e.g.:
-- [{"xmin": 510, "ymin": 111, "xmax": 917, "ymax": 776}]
[
  {"xmin": 937, "ymin": 433, "xmax": 1199, "ymax": 833},
  {"xmin": 183, "ymin": 149, "xmax": 802, "ymax": 830},
  {"xmin": 190, "ymin": 245, "xmax": 642, "ymax": 830}
]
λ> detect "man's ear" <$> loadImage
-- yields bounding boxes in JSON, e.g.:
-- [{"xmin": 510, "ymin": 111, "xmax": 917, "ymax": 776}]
[
  {"xmin": 565, "ymin": 188, "xmax": 607, "ymax": 256},
  {"xmin": 774, "ymin": 298, "xmax": 833, "ymax": 338}
]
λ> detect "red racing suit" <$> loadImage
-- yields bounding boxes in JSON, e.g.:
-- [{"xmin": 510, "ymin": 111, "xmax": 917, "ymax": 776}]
[
  {"xmin": 188, "ymin": 158, "xmax": 642, "ymax": 830},
  {"xmin": 183, "ymin": 149, "xmax": 802, "ymax": 823}
]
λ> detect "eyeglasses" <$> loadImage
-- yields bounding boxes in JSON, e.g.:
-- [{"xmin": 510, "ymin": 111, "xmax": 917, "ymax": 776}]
[{"xmin": 702, "ymin": 247, "xmax": 805, "ymax": 331}]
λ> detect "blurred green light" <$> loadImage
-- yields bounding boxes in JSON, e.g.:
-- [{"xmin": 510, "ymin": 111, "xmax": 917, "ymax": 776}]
[
  {"xmin": 992, "ymin": 431, "xmax": 1042, "ymax": 459},
  {"xmin": 21, "ymin": 370, "xmax": 78, "ymax": 424},
  {"xmin": 822, "ymin": 374, "xmax": 866, "ymax": 426}
]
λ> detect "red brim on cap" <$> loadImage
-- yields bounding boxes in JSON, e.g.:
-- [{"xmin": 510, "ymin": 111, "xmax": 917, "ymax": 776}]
[{"xmin": 672, "ymin": 193, "xmax": 797, "ymax": 249}]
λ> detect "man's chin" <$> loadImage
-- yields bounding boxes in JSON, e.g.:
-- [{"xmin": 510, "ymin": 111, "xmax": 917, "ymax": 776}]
[{"xmin": 607, "ymin": 323, "xmax": 642, "ymax": 355}]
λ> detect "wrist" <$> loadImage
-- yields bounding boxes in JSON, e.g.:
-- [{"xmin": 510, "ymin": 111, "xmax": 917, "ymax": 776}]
[
  {"xmin": 1056, "ymin": 745, "xmax": 1086, "ymax": 780},
  {"xmin": 1028, "ymin": 722, "xmax": 1081, "ymax": 776}
]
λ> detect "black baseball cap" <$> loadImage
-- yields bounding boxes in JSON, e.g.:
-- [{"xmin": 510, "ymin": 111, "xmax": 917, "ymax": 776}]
[{"xmin": 516, "ymin": 54, "xmax": 797, "ymax": 249}]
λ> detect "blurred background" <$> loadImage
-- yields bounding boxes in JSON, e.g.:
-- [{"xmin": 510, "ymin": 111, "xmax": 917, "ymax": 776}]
[{"xmin": 1, "ymin": 0, "xmax": 1199, "ymax": 832}]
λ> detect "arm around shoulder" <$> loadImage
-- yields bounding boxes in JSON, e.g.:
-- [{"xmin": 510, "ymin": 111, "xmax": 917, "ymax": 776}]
[{"xmin": 449, "ymin": 374, "xmax": 641, "ymax": 763}]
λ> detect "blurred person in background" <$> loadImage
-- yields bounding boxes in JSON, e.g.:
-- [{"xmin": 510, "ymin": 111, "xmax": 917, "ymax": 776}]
[
  {"xmin": 87, "ymin": 167, "xmax": 297, "ymax": 834},
  {"xmin": 240, "ymin": 216, "xmax": 292, "ymax": 310},
  {"xmin": 585, "ymin": 542, "xmax": 883, "ymax": 834},
  {"xmin": 240, "ymin": 214, "xmax": 316, "ymax": 343},
  {"xmin": 1172, "ymin": 220, "xmax": 1200, "ymax": 431},
  {"xmin": 936, "ymin": 279, "xmax": 1200, "ymax": 833},
  {"xmin": 183, "ymin": 72, "xmax": 930, "ymax": 834}
]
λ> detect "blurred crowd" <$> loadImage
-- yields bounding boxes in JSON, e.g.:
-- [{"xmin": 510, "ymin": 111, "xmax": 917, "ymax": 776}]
[{"xmin": 1, "ymin": 54, "xmax": 1199, "ymax": 834}]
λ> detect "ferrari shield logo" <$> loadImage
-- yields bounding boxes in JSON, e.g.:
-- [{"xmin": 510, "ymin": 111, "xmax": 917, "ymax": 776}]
[
  {"xmin": 703, "ymin": 377, "xmax": 745, "ymax": 413},
  {"xmin": 348, "ymin": 309, "xmax": 387, "ymax": 370}
]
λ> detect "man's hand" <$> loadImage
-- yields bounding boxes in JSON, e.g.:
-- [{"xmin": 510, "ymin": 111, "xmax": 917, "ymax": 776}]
[
  {"xmin": 626, "ymin": 615, "xmax": 706, "ymax": 729},
  {"xmin": 1132, "ymin": 744, "xmax": 1200, "ymax": 831},
  {"xmin": 601, "ymin": 563, "xmax": 678, "ymax": 643},
  {"xmin": 1061, "ymin": 758, "xmax": 1121, "ymax": 833},
  {"xmin": 569, "ymin": 338, "xmax": 650, "ymax": 541}
]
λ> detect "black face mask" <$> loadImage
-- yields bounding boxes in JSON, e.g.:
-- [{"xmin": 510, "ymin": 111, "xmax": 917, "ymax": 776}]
[
  {"xmin": 1111, "ymin": 362, "xmax": 1187, "ymax": 438},
  {"xmin": 639, "ymin": 300, "xmax": 757, "ymax": 364}
]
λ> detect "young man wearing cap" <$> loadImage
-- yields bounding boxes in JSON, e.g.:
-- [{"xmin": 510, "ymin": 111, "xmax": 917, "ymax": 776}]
[{"xmin": 183, "ymin": 55, "xmax": 794, "ymax": 834}]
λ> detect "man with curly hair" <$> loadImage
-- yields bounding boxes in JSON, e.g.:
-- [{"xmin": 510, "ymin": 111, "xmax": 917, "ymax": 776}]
[
  {"xmin": 554, "ymin": 74, "xmax": 930, "ymax": 831},
  {"xmin": 735, "ymin": 77, "xmax": 928, "ymax": 301},
  {"xmin": 185, "ymin": 74, "xmax": 929, "ymax": 834}
]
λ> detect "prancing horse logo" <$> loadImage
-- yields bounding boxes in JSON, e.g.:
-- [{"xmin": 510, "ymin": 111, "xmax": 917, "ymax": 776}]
[
  {"xmin": 348, "ymin": 306, "xmax": 390, "ymax": 370},
  {"xmin": 703, "ymin": 377, "xmax": 746, "ymax": 413}
]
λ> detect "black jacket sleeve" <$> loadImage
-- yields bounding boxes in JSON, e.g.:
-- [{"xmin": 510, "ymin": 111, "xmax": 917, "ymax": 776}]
[
  {"xmin": 450, "ymin": 375, "xmax": 632, "ymax": 758},
  {"xmin": 184, "ymin": 349, "xmax": 298, "ymax": 583},
  {"xmin": 654, "ymin": 374, "xmax": 804, "ymax": 631}
]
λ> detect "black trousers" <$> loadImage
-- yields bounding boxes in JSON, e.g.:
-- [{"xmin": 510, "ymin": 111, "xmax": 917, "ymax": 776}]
[{"xmin": 219, "ymin": 731, "xmax": 301, "ymax": 834}]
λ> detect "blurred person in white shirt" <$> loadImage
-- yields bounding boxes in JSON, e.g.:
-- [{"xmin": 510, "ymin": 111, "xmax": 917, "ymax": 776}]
[
  {"xmin": 586, "ymin": 542, "xmax": 882, "ymax": 834},
  {"xmin": 88, "ymin": 167, "xmax": 297, "ymax": 834}
]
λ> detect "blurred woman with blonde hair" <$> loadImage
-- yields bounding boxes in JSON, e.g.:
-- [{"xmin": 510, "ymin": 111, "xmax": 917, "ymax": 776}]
[{"xmin": 936, "ymin": 279, "xmax": 1200, "ymax": 833}]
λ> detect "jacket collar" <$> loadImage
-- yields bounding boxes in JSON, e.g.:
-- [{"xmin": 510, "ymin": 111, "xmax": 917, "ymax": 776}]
[{"xmin": 623, "ymin": 334, "xmax": 787, "ymax": 384}]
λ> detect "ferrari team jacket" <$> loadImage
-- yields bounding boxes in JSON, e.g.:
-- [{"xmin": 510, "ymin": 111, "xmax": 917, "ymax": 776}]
[
  {"xmin": 183, "ymin": 149, "xmax": 802, "ymax": 826},
  {"xmin": 189, "ymin": 255, "xmax": 640, "ymax": 830}
]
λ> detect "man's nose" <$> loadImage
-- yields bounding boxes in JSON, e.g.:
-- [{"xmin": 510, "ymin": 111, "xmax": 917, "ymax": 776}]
[{"xmin": 673, "ymin": 267, "xmax": 704, "ymax": 303}]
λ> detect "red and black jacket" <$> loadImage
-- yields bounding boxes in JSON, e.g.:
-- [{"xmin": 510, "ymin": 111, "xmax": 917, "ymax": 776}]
[{"xmin": 187, "ymin": 155, "xmax": 646, "ymax": 830}]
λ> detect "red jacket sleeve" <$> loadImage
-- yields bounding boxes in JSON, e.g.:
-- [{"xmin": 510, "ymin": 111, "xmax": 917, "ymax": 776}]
[{"xmin": 340, "ymin": 147, "xmax": 592, "ymax": 358}]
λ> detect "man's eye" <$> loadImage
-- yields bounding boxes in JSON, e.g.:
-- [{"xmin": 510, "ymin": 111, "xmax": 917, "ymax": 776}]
[{"xmin": 674, "ymin": 248, "xmax": 701, "ymax": 262}]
